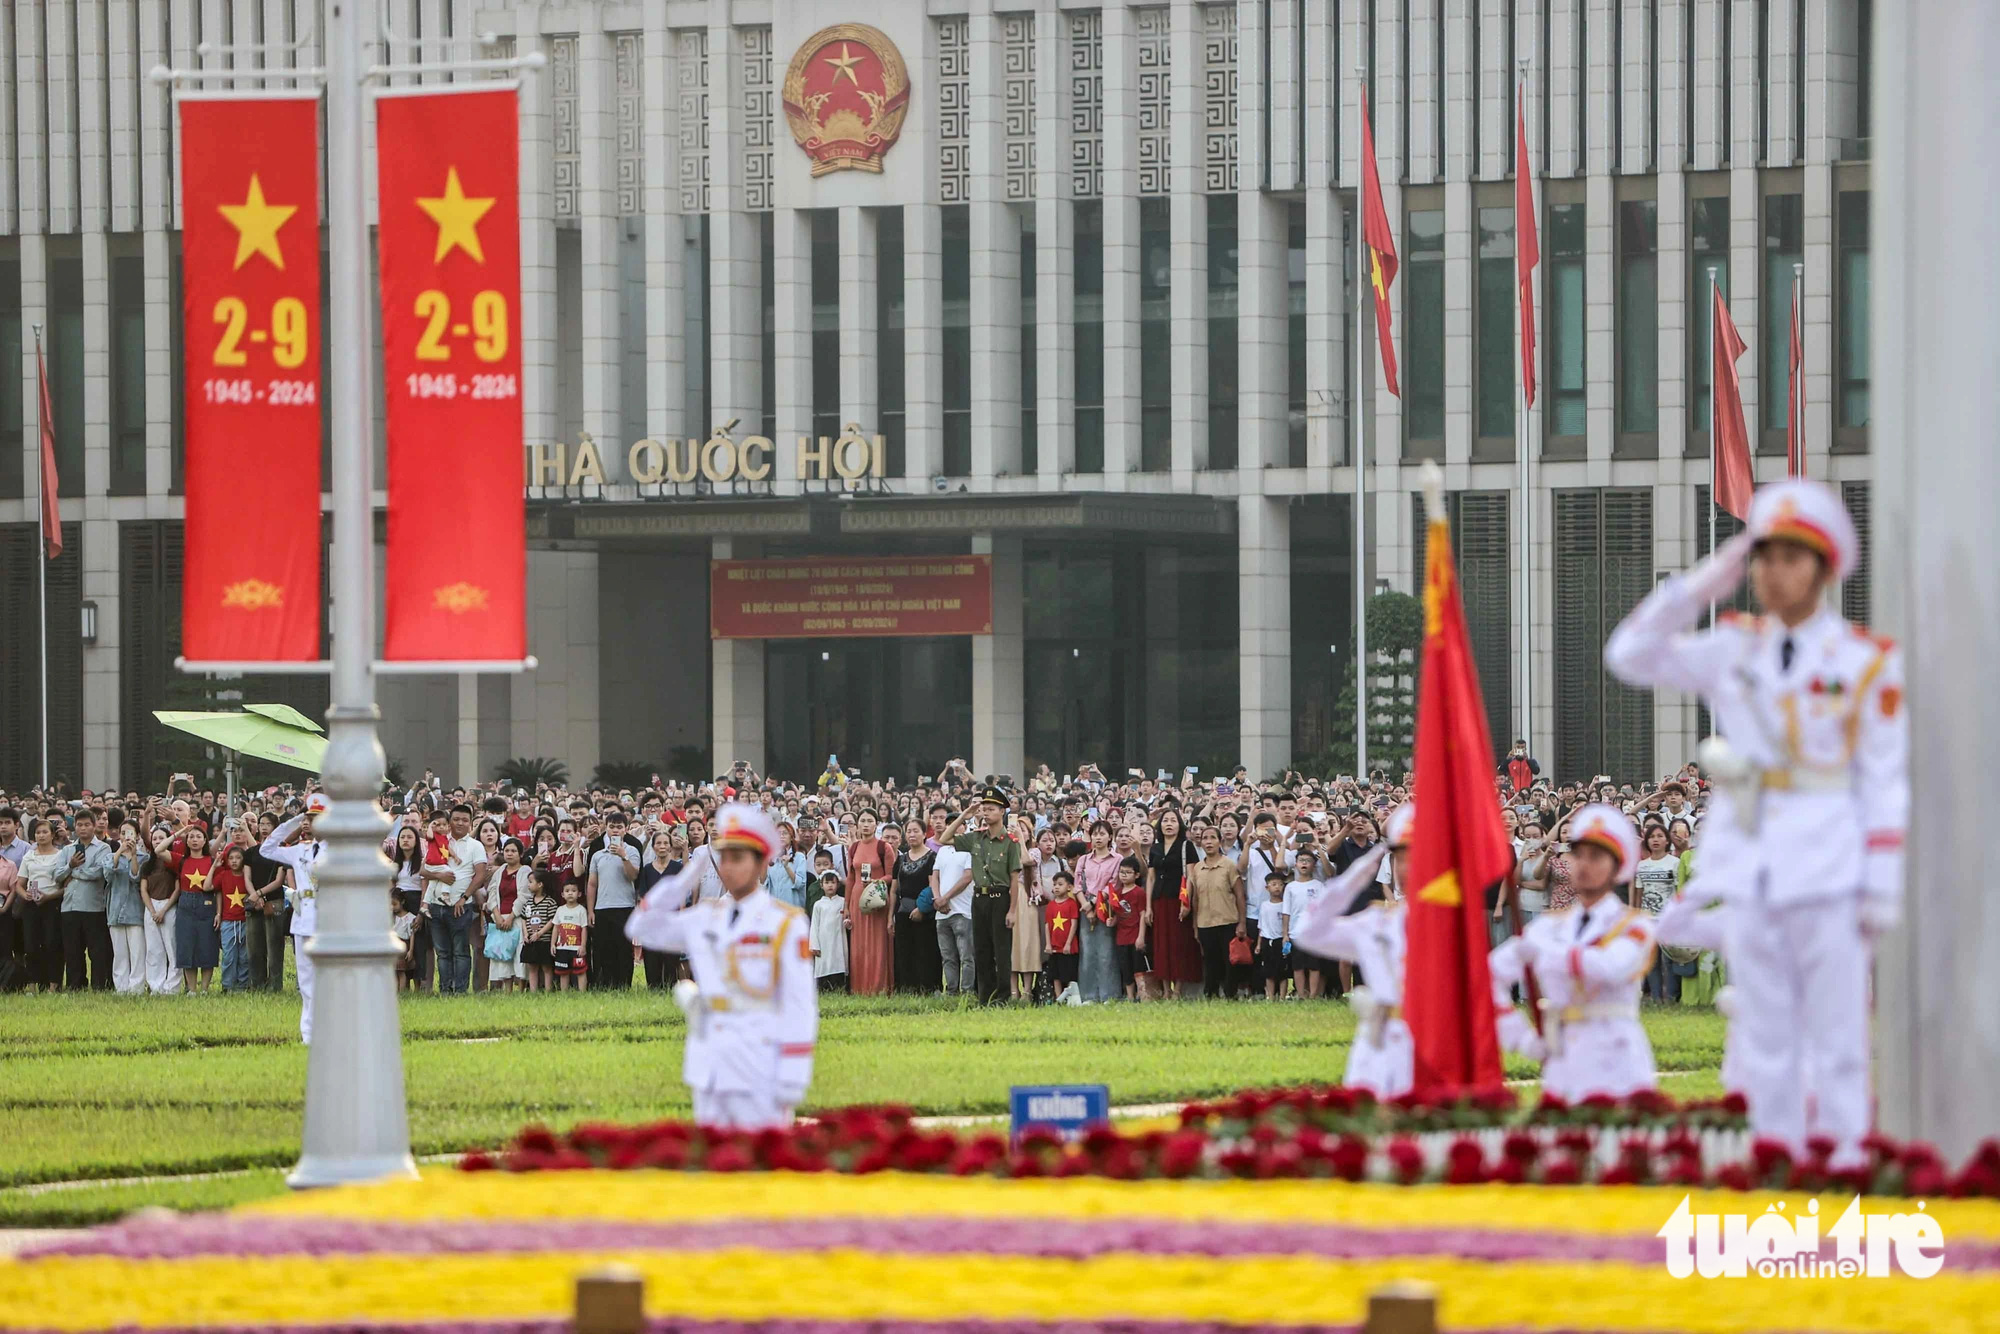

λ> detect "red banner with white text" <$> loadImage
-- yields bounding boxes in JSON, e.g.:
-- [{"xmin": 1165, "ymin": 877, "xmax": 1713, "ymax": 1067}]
[
  {"xmin": 711, "ymin": 556, "xmax": 995, "ymax": 639},
  {"xmin": 178, "ymin": 94, "xmax": 323, "ymax": 661},
  {"xmin": 376, "ymin": 87, "xmax": 525, "ymax": 661}
]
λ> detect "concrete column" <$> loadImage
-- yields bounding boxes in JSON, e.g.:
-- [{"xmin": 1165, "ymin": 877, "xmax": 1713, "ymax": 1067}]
[
  {"xmin": 967, "ymin": 13, "xmax": 1020, "ymax": 484},
  {"xmin": 1238, "ymin": 496, "xmax": 1292, "ymax": 779},
  {"xmin": 709, "ymin": 24, "xmax": 762, "ymax": 435},
  {"xmin": 1547, "ymin": 0, "xmax": 1581, "ymax": 178},
  {"xmin": 1443, "ymin": 180, "xmax": 1473, "ymax": 470},
  {"xmin": 1585, "ymin": 172, "xmax": 1614, "ymax": 462},
  {"xmin": 1237, "ymin": 191, "xmax": 1288, "ymax": 470},
  {"xmin": 1728, "ymin": 0, "xmax": 1761, "ymax": 167},
  {"xmin": 1033, "ymin": 6, "xmax": 1074, "ymax": 483},
  {"xmin": 17, "ymin": 0, "xmax": 46, "ymax": 235},
  {"xmin": 1167, "ymin": 2, "xmax": 1206, "ymax": 477},
  {"xmin": 518, "ymin": 25, "xmax": 560, "ymax": 457},
  {"xmin": 903, "ymin": 202, "xmax": 944, "ymax": 482},
  {"xmin": 1874, "ymin": 0, "xmax": 2000, "ymax": 1165},
  {"xmin": 1304, "ymin": 0, "xmax": 1343, "ymax": 475},
  {"xmin": 838, "ymin": 206, "xmax": 879, "ymax": 434},
  {"xmin": 1658, "ymin": 0, "xmax": 1690, "ymax": 168},
  {"xmin": 972, "ymin": 533, "xmax": 1024, "ymax": 783},
  {"xmin": 771, "ymin": 210, "xmax": 812, "ymax": 484},
  {"xmin": 513, "ymin": 549, "xmax": 600, "ymax": 777},
  {"xmin": 48, "ymin": 0, "xmax": 76, "ymax": 234},
  {"xmin": 1476, "ymin": 0, "xmax": 1511, "ymax": 179},
  {"xmin": 1269, "ymin": 0, "xmax": 1301, "ymax": 189},
  {"xmin": 711, "ymin": 536, "xmax": 766, "ymax": 774},
  {"xmin": 1622, "ymin": 0, "xmax": 1656, "ymax": 172},
  {"xmin": 1805, "ymin": 0, "xmax": 1861, "ymax": 164},
  {"xmin": 1691, "ymin": 0, "xmax": 1727, "ymax": 171},
  {"xmin": 1765, "ymin": 0, "xmax": 1799, "ymax": 166},
  {"xmin": 456, "ymin": 673, "xmax": 481, "ymax": 789},
  {"xmin": 642, "ymin": 0, "xmax": 687, "ymax": 442},
  {"xmin": 1100, "ymin": 6, "xmax": 1141, "ymax": 480},
  {"xmin": 77, "ymin": 0, "xmax": 107, "ymax": 233},
  {"xmin": 578, "ymin": 27, "xmax": 622, "ymax": 472},
  {"xmin": 1407, "ymin": 0, "xmax": 1440, "ymax": 183}
]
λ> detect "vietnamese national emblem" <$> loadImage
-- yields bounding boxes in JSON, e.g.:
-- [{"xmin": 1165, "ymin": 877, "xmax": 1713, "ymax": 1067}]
[{"xmin": 781, "ymin": 24, "xmax": 911, "ymax": 176}]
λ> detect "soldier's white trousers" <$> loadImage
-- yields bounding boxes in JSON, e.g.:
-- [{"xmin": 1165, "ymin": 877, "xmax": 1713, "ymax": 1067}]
[
  {"xmin": 1343, "ymin": 1017, "xmax": 1414, "ymax": 1099},
  {"xmin": 691, "ymin": 1087, "xmax": 794, "ymax": 1131},
  {"xmin": 1727, "ymin": 896, "xmax": 1870, "ymax": 1167},
  {"xmin": 296, "ymin": 941, "xmax": 315, "ymax": 1045}
]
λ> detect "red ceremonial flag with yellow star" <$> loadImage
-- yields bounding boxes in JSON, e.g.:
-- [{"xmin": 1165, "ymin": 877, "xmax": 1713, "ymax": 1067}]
[
  {"xmin": 376, "ymin": 87, "xmax": 526, "ymax": 661},
  {"xmin": 1359, "ymin": 88, "xmax": 1401, "ymax": 398},
  {"xmin": 1402, "ymin": 495, "xmax": 1512, "ymax": 1095},
  {"xmin": 176, "ymin": 94, "xmax": 323, "ymax": 661}
]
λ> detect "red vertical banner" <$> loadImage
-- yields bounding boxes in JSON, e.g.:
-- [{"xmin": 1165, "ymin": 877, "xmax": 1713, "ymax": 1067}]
[
  {"xmin": 375, "ymin": 87, "xmax": 525, "ymax": 661},
  {"xmin": 177, "ymin": 94, "xmax": 323, "ymax": 660}
]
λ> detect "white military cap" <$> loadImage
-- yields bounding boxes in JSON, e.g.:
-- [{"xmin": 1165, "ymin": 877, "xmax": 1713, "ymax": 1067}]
[
  {"xmin": 1567, "ymin": 803, "xmax": 1641, "ymax": 882},
  {"xmin": 1747, "ymin": 478, "xmax": 1857, "ymax": 580},
  {"xmin": 1384, "ymin": 802, "xmax": 1416, "ymax": 850},
  {"xmin": 709, "ymin": 801, "xmax": 780, "ymax": 860}
]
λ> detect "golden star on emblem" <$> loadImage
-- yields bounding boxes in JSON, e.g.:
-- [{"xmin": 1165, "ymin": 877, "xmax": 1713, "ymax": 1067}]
[
  {"xmin": 1050, "ymin": 910, "xmax": 1069, "ymax": 933},
  {"xmin": 824, "ymin": 42, "xmax": 864, "ymax": 85},
  {"xmin": 184, "ymin": 868, "xmax": 209, "ymax": 889},
  {"xmin": 226, "ymin": 888, "xmax": 247, "ymax": 909},
  {"xmin": 218, "ymin": 173, "xmax": 298, "ymax": 272},
  {"xmin": 416, "ymin": 167, "xmax": 497, "ymax": 265}
]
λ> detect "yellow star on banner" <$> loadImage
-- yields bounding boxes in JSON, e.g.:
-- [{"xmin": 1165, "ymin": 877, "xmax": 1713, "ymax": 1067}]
[
  {"xmin": 824, "ymin": 42, "xmax": 864, "ymax": 85},
  {"xmin": 416, "ymin": 167, "xmax": 497, "ymax": 265},
  {"xmin": 184, "ymin": 867, "xmax": 209, "ymax": 889},
  {"xmin": 218, "ymin": 173, "xmax": 297, "ymax": 271},
  {"xmin": 1370, "ymin": 249, "xmax": 1388, "ymax": 300},
  {"xmin": 1416, "ymin": 870, "xmax": 1462, "ymax": 907}
]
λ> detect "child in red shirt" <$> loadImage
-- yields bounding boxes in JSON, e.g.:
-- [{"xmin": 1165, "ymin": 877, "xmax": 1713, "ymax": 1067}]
[
  {"xmin": 1112, "ymin": 855, "xmax": 1150, "ymax": 1000},
  {"xmin": 212, "ymin": 843, "xmax": 252, "ymax": 992},
  {"xmin": 1043, "ymin": 870, "xmax": 1081, "ymax": 994}
]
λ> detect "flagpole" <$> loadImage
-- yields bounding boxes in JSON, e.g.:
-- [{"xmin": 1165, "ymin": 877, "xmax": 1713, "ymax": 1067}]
[
  {"xmin": 1706, "ymin": 269, "xmax": 1719, "ymax": 725},
  {"xmin": 1353, "ymin": 65, "xmax": 1370, "ymax": 781},
  {"xmin": 33, "ymin": 324, "xmax": 48, "ymax": 790},
  {"xmin": 1792, "ymin": 260, "xmax": 1804, "ymax": 478},
  {"xmin": 1515, "ymin": 60, "xmax": 1533, "ymax": 765}
]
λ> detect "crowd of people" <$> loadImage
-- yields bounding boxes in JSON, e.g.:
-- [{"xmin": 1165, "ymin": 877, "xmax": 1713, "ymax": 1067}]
[{"xmin": 0, "ymin": 746, "xmax": 1721, "ymax": 1006}]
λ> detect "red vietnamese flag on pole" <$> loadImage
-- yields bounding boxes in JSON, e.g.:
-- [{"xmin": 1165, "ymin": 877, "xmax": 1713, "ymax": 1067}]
[
  {"xmin": 1786, "ymin": 277, "xmax": 1805, "ymax": 477},
  {"xmin": 177, "ymin": 95, "xmax": 324, "ymax": 660},
  {"xmin": 1403, "ymin": 486, "xmax": 1513, "ymax": 1096},
  {"xmin": 1514, "ymin": 98, "xmax": 1539, "ymax": 408},
  {"xmin": 376, "ymin": 87, "xmax": 526, "ymax": 661},
  {"xmin": 1358, "ymin": 88, "xmax": 1401, "ymax": 398},
  {"xmin": 1711, "ymin": 282, "xmax": 1755, "ymax": 521},
  {"xmin": 35, "ymin": 336, "xmax": 60, "ymax": 559}
]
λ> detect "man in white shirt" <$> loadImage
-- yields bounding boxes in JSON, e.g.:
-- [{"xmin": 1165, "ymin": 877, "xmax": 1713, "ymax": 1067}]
[
  {"xmin": 931, "ymin": 840, "xmax": 974, "ymax": 995},
  {"xmin": 418, "ymin": 803, "xmax": 487, "ymax": 995}
]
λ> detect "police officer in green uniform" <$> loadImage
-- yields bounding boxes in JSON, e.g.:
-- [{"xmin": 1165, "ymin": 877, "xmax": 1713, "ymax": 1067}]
[{"xmin": 951, "ymin": 785, "xmax": 1023, "ymax": 1005}]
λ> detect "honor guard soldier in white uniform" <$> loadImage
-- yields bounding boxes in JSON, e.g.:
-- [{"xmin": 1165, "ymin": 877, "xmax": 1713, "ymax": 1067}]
[
  {"xmin": 259, "ymin": 792, "xmax": 327, "ymax": 1045},
  {"xmin": 626, "ymin": 803, "xmax": 817, "ymax": 1130},
  {"xmin": 1489, "ymin": 804, "xmax": 1659, "ymax": 1101},
  {"xmin": 1291, "ymin": 803, "xmax": 1411, "ymax": 1098},
  {"xmin": 1603, "ymin": 478, "xmax": 1904, "ymax": 1166}
]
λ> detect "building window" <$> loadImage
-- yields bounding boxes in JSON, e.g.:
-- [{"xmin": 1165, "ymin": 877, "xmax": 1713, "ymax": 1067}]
[
  {"xmin": 1074, "ymin": 201, "xmax": 1105, "ymax": 475},
  {"xmin": 1553, "ymin": 487, "xmax": 1654, "ymax": 784},
  {"xmin": 1404, "ymin": 208, "xmax": 1445, "ymax": 451},
  {"xmin": 1206, "ymin": 194, "xmax": 1238, "ymax": 470},
  {"xmin": 49, "ymin": 254, "xmax": 85, "ymax": 492},
  {"xmin": 942, "ymin": 206, "xmax": 972, "ymax": 476},
  {"xmin": 759, "ymin": 213, "xmax": 776, "ymax": 442},
  {"xmin": 1837, "ymin": 190, "xmax": 1870, "ymax": 433},
  {"xmin": 1692, "ymin": 483, "xmax": 1752, "ymax": 738},
  {"xmin": 1762, "ymin": 193, "xmax": 1803, "ymax": 438},
  {"xmin": 1546, "ymin": 203, "xmax": 1587, "ymax": 442},
  {"xmin": 109, "ymin": 253, "xmax": 148, "ymax": 495},
  {"xmin": 1475, "ymin": 205, "xmax": 1515, "ymax": 443},
  {"xmin": 1689, "ymin": 195, "xmax": 1730, "ymax": 450},
  {"xmin": 1139, "ymin": 198, "xmax": 1171, "ymax": 471},
  {"xmin": 1414, "ymin": 490, "xmax": 1512, "ymax": 756},
  {"xmin": 1617, "ymin": 200, "xmax": 1659, "ymax": 439},
  {"xmin": 1286, "ymin": 201, "xmax": 1307, "ymax": 468},
  {"xmin": 877, "ymin": 209, "xmax": 906, "ymax": 476},
  {"xmin": 0, "ymin": 255, "xmax": 21, "ymax": 498},
  {"xmin": 1840, "ymin": 480, "xmax": 1871, "ymax": 624},
  {"xmin": 1019, "ymin": 215, "xmax": 1037, "ymax": 476},
  {"xmin": 810, "ymin": 210, "xmax": 841, "ymax": 447}
]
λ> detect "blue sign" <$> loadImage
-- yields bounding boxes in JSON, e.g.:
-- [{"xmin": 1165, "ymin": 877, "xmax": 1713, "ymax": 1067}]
[{"xmin": 1009, "ymin": 1083, "xmax": 1111, "ymax": 1145}]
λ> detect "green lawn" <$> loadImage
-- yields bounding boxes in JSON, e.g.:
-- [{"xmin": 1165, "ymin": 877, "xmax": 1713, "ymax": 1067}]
[{"xmin": 0, "ymin": 989, "xmax": 1726, "ymax": 1225}]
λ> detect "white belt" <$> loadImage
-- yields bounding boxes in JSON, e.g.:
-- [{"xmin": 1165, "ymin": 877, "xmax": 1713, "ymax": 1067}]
[
  {"xmin": 1536, "ymin": 999, "xmax": 1639, "ymax": 1059},
  {"xmin": 1753, "ymin": 767, "xmax": 1850, "ymax": 794}
]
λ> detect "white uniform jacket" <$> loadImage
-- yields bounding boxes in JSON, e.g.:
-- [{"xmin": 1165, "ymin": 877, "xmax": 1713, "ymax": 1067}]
[
  {"xmin": 1489, "ymin": 896, "xmax": 1658, "ymax": 1101},
  {"xmin": 260, "ymin": 817, "xmax": 324, "ymax": 938},
  {"xmin": 626, "ymin": 879, "xmax": 817, "ymax": 1105},
  {"xmin": 1603, "ymin": 544, "xmax": 1907, "ymax": 923},
  {"xmin": 1291, "ymin": 846, "xmax": 1410, "ymax": 1098}
]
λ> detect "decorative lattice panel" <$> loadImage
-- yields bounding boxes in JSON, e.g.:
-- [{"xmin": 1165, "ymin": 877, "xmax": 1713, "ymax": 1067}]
[{"xmin": 937, "ymin": 17, "xmax": 971, "ymax": 203}]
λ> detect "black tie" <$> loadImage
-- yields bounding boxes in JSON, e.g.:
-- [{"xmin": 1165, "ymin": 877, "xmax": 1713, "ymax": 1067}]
[
  {"xmin": 1780, "ymin": 637, "xmax": 1795, "ymax": 673},
  {"xmin": 729, "ymin": 904, "xmax": 741, "ymax": 927},
  {"xmin": 1576, "ymin": 908, "xmax": 1591, "ymax": 940}
]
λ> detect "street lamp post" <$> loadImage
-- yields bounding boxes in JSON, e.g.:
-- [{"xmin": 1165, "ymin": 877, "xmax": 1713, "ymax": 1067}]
[{"xmin": 287, "ymin": 0, "xmax": 414, "ymax": 1189}]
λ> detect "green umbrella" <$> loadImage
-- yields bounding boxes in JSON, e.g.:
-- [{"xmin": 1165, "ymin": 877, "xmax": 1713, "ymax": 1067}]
[{"xmin": 154, "ymin": 709, "xmax": 327, "ymax": 775}]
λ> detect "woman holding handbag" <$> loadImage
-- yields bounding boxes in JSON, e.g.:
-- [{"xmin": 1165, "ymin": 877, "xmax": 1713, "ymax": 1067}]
[
  {"xmin": 842, "ymin": 810, "xmax": 896, "ymax": 996},
  {"xmin": 481, "ymin": 838, "xmax": 530, "ymax": 992},
  {"xmin": 892, "ymin": 820, "xmax": 941, "ymax": 994}
]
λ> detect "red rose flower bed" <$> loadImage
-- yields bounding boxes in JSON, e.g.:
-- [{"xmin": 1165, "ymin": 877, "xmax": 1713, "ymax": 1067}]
[{"xmin": 463, "ymin": 1085, "xmax": 2000, "ymax": 1199}]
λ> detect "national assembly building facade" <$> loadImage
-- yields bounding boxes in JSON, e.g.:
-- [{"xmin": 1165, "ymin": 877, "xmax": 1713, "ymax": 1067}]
[{"xmin": 0, "ymin": 0, "xmax": 1876, "ymax": 790}]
